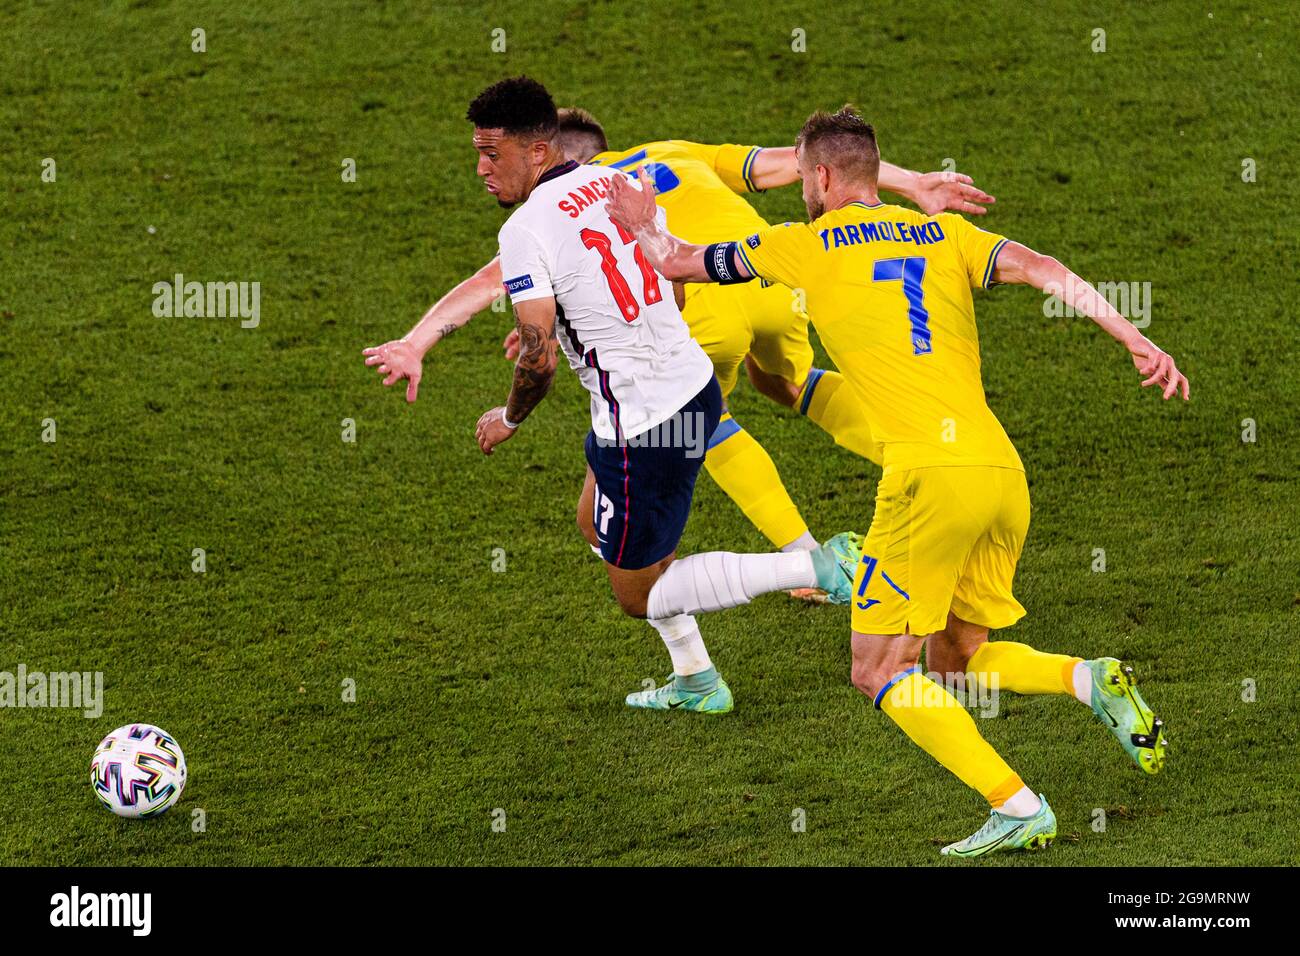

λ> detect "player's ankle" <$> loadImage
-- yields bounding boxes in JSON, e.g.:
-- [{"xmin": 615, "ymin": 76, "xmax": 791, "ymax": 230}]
[
  {"xmin": 780, "ymin": 530, "xmax": 819, "ymax": 552},
  {"xmin": 1071, "ymin": 660, "xmax": 1093, "ymax": 705},
  {"xmin": 676, "ymin": 666, "xmax": 720, "ymax": 694},
  {"xmin": 996, "ymin": 787, "xmax": 1043, "ymax": 818}
]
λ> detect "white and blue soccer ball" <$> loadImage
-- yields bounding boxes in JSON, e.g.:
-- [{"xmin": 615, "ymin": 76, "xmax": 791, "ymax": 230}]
[{"xmin": 90, "ymin": 724, "xmax": 188, "ymax": 818}]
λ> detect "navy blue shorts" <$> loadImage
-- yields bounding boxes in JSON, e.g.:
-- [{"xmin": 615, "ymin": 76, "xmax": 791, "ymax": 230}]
[{"xmin": 584, "ymin": 377, "xmax": 723, "ymax": 570}]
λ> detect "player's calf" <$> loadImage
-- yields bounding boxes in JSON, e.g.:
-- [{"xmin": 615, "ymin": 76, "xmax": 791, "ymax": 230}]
[
  {"xmin": 603, "ymin": 556, "xmax": 675, "ymax": 619},
  {"xmin": 923, "ymin": 614, "xmax": 990, "ymax": 682},
  {"xmin": 642, "ymin": 536, "xmax": 858, "ymax": 619},
  {"xmin": 743, "ymin": 355, "xmax": 801, "ymax": 407}
]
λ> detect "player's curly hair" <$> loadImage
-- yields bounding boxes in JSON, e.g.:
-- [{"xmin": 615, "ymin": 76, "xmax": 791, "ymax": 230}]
[
  {"xmin": 557, "ymin": 107, "xmax": 607, "ymax": 160},
  {"xmin": 466, "ymin": 76, "xmax": 558, "ymax": 140},
  {"xmin": 796, "ymin": 105, "xmax": 880, "ymax": 184}
]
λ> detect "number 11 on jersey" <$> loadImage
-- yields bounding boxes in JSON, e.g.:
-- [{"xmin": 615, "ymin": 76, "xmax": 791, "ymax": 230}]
[{"xmin": 580, "ymin": 222, "xmax": 663, "ymax": 323}]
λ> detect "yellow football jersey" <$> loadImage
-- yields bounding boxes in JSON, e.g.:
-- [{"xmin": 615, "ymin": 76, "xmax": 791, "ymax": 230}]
[
  {"xmin": 736, "ymin": 202, "xmax": 1022, "ymax": 475},
  {"xmin": 589, "ymin": 141, "xmax": 768, "ymax": 245}
]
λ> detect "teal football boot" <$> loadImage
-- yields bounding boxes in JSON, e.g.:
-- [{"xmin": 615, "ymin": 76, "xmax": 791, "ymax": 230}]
[
  {"xmin": 940, "ymin": 795, "xmax": 1057, "ymax": 858},
  {"xmin": 1086, "ymin": 658, "xmax": 1167, "ymax": 774},
  {"xmin": 809, "ymin": 531, "xmax": 863, "ymax": 606},
  {"xmin": 625, "ymin": 673, "xmax": 734, "ymax": 714}
]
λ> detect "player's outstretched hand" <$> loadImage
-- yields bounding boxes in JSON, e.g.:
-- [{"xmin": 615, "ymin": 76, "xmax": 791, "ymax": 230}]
[
  {"xmin": 475, "ymin": 406, "xmax": 517, "ymax": 455},
  {"xmin": 1128, "ymin": 337, "xmax": 1190, "ymax": 401},
  {"xmin": 503, "ymin": 328, "xmax": 520, "ymax": 361},
  {"xmin": 606, "ymin": 166, "xmax": 657, "ymax": 233},
  {"xmin": 362, "ymin": 339, "xmax": 424, "ymax": 403},
  {"xmin": 915, "ymin": 171, "xmax": 995, "ymax": 217}
]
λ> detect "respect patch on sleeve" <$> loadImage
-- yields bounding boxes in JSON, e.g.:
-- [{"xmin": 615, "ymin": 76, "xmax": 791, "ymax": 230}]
[{"xmin": 504, "ymin": 274, "xmax": 535, "ymax": 295}]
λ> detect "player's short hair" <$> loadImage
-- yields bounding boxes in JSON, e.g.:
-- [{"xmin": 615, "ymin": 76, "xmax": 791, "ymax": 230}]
[
  {"xmin": 557, "ymin": 107, "xmax": 607, "ymax": 160},
  {"xmin": 796, "ymin": 106, "xmax": 880, "ymax": 185},
  {"xmin": 466, "ymin": 76, "xmax": 558, "ymax": 141}
]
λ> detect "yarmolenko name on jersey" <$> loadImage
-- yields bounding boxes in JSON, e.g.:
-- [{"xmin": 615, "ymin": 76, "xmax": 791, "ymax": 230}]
[{"xmin": 817, "ymin": 218, "xmax": 946, "ymax": 251}]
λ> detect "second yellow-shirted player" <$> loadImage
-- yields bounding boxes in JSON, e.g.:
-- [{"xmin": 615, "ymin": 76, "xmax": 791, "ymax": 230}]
[{"xmin": 608, "ymin": 107, "xmax": 1187, "ymax": 858}]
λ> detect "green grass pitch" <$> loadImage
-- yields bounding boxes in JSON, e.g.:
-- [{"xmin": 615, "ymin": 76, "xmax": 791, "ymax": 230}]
[{"xmin": 1, "ymin": 0, "xmax": 1297, "ymax": 866}]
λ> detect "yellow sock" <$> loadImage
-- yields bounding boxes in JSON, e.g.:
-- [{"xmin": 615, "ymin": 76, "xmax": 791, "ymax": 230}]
[
  {"xmin": 879, "ymin": 669, "xmax": 1024, "ymax": 808},
  {"xmin": 798, "ymin": 369, "xmax": 882, "ymax": 466},
  {"xmin": 704, "ymin": 413, "xmax": 809, "ymax": 549},
  {"xmin": 967, "ymin": 642, "xmax": 1081, "ymax": 697}
]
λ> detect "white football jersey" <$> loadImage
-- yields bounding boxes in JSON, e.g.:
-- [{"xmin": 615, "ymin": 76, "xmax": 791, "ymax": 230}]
[{"xmin": 498, "ymin": 161, "xmax": 714, "ymax": 441}]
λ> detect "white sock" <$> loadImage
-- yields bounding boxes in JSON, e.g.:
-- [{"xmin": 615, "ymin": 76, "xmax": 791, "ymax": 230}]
[
  {"xmin": 646, "ymin": 551, "xmax": 816, "ymax": 619},
  {"xmin": 998, "ymin": 787, "xmax": 1042, "ymax": 818},
  {"xmin": 780, "ymin": 531, "xmax": 819, "ymax": 553},
  {"xmin": 1071, "ymin": 661, "xmax": 1093, "ymax": 705},
  {"xmin": 648, "ymin": 614, "xmax": 711, "ymax": 676}
]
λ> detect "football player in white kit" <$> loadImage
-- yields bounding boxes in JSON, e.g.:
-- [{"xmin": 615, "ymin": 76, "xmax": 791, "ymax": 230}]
[{"xmin": 440, "ymin": 77, "xmax": 861, "ymax": 712}]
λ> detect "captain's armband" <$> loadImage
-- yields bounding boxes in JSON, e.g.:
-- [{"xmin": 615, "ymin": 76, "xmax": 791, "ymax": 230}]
[{"xmin": 703, "ymin": 242, "xmax": 754, "ymax": 285}]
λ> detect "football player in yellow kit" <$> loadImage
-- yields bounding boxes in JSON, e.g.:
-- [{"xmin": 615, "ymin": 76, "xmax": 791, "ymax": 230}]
[
  {"xmin": 607, "ymin": 107, "xmax": 1185, "ymax": 857},
  {"xmin": 364, "ymin": 106, "xmax": 992, "ymax": 600}
]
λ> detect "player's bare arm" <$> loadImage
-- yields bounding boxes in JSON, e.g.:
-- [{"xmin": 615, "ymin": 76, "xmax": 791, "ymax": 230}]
[
  {"xmin": 506, "ymin": 278, "xmax": 631, "ymax": 359},
  {"xmin": 993, "ymin": 242, "xmax": 1189, "ymax": 401},
  {"xmin": 607, "ymin": 168, "xmax": 749, "ymax": 283},
  {"xmin": 475, "ymin": 296, "xmax": 559, "ymax": 454},
  {"xmin": 363, "ymin": 256, "xmax": 504, "ymax": 403},
  {"xmin": 748, "ymin": 145, "xmax": 995, "ymax": 216}
]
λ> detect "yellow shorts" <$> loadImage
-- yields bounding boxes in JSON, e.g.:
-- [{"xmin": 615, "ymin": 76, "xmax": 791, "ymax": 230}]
[
  {"xmin": 851, "ymin": 465, "xmax": 1030, "ymax": 636},
  {"xmin": 682, "ymin": 280, "xmax": 814, "ymax": 399}
]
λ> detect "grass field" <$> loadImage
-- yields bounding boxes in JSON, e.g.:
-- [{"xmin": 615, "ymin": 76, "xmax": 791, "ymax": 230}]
[{"xmin": 1, "ymin": 0, "xmax": 1297, "ymax": 866}]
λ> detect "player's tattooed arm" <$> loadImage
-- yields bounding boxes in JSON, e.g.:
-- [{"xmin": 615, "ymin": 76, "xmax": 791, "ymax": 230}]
[
  {"xmin": 476, "ymin": 297, "xmax": 558, "ymax": 454},
  {"xmin": 505, "ymin": 305, "xmax": 559, "ymax": 424},
  {"xmin": 607, "ymin": 168, "xmax": 724, "ymax": 283},
  {"xmin": 408, "ymin": 256, "xmax": 505, "ymax": 353},
  {"xmin": 993, "ymin": 241, "xmax": 1189, "ymax": 401},
  {"xmin": 364, "ymin": 256, "xmax": 505, "ymax": 403}
]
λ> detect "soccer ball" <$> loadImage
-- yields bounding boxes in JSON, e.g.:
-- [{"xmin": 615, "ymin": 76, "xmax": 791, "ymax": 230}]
[{"xmin": 90, "ymin": 724, "xmax": 187, "ymax": 818}]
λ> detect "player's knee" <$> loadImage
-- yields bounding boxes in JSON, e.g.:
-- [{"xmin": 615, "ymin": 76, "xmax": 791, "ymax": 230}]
[
  {"xmin": 850, "ymin": 658, "xmax": 883, "ymax": 699},
  {"xmin": 933, "ymin": 615, "xmax": 987, "ymax": 674},
  {"xmin": 744, "ymin": 356, "xmax": 799, "ymax": 407},
  {"xmin": 614, "ymin": 591, "xmax": 648, "ymax": 619},
  {"xmin": 925, "ymin": 639, "xmax": 968, "ymax": 682}
]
